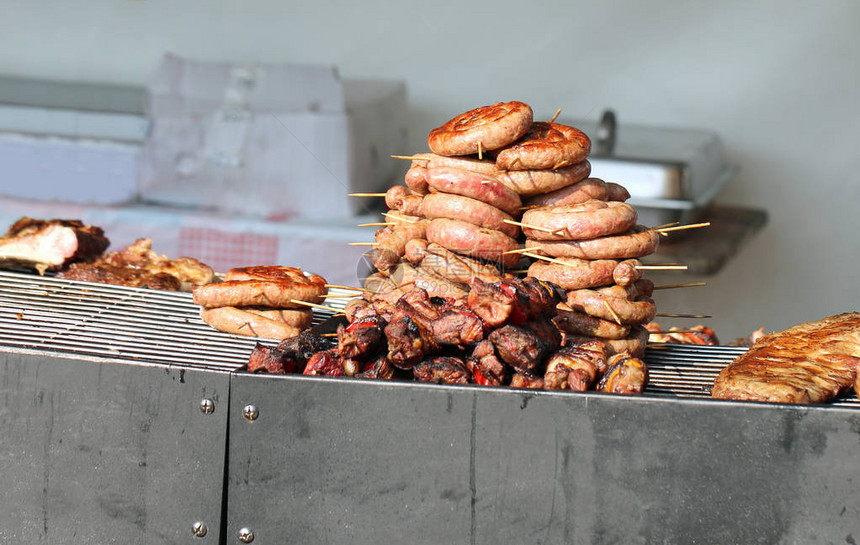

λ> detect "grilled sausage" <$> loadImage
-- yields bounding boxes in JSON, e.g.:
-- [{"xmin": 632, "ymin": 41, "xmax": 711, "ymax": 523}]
[
  {"xmin": 428, "ymin": 101, "xmax": 533, "ymax": 156},
  {"xmin": 404, "ymin": 240, "xmax": 502, "ymax": 284},
  {"xmin": 523, "ymin": 178, "xmax": 610, "ymax": 208},
  {"xmin": 420, "ymin": 192, "xmax": 519, "ymax": 238},
  {"xmin": 612, "ymin": 259, "xmax": 643, "ymax": 287},
  {"xmin": 425, "ymin": 166, "xmax": 522, "ymax": 215},
  {"xmin": 565, "ymin": 289, "xmax": 657, "ymax": 325},
  {"xmin": 525, "ymin": 225, "xmax": 659, "ymax": 260},
  {"xmin": 495, "ymin": 121, "xmax": 591, "ymax": 171},
  {"xmin": 404, "ymin": 165, "xmax": 430, "ymax": 194},
  {"xmin": 527, "ymin": 257, "xmax": 619, "ymax": 290},
  {"xmin": 565, "ymin": 326, "xmax": 649, "ymax": 359},
  {"xmin": 370, "ymin": 219, "xmax": 430, "ymax": 273},
  {"xmin": 384, "ymin": 185, "xmax": 424, "ymax": 216},
  {"xmin": 496, "ymin": 160, "xmax": 592, "ymax": 197},
  {"xmin": 521, "ymin": 200, "xmax": 637, "ymax": 241},
  {"xmin": 596, "ymin": 278, "xmax": 655, "ymax": 300},
  {"xmin": 410, "ymin": 153, "xmax": 591, "ymax": 197},
  {"xmin": 199, "ymin": 306, "xmax": 306, "ymax": 340},
  {"xmin": 194, "ymin": 267, "xmax": 327, "ymax": 308},
  {"xmin": 606, "ymin": 182, "xmax": 631, "ymax": 202},
  {"xmin": 554, "ymin": 308, "xmax": 631, "ymax": 339},
  {"xmin": 425, "ymin": 218, "xmax": 521, "ymax": 268}
]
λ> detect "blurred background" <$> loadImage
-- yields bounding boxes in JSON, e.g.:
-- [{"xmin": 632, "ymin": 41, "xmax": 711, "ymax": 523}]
[{"xmin": 0, "ymin": 0, "xmax": 857, "ymax": 340}]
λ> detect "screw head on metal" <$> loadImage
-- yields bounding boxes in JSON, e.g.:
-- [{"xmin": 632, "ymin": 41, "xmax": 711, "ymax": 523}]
[
  {"xmin": 199, "ymin": 398, "xmax": 215, "ymax": 415},
  {"xmin": 242, "ymin": 404, "xmax": 259, "ymax": 422},
  {"xmin": 192, "ymin": 521, "xmax": 208, "ymax": 537},
  {"xmin": 237, "ymin": 527, "xmax": 255, "ymax": 543}
]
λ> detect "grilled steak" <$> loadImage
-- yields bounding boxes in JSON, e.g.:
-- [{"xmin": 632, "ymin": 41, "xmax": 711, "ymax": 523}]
[
  {"xmin": 711, "ymin": 312, "xmax": 860, "ymax": 404},
  {"xmin": 0, "ymin": 217, "xmax": 109, "ymax": 273}
]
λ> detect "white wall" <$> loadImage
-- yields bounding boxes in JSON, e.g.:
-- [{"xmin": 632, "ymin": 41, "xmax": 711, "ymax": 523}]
[{"xmin": 2, "ymin": 0, "xmax": 858, "ymax": 340}]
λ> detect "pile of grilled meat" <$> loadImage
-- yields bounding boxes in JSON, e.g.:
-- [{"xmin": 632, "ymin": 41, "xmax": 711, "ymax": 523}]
[
  {"xmin": 0, "ymin": 217, "xmax": 214, "ymax": 291},
  {"xmin": 248, "ymin": 276, "xmax": 648, "ymax": 394}
]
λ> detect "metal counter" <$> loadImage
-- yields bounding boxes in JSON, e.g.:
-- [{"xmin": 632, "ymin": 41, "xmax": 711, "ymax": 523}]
[{"xmin": 0, "ymin": 271, "xmax": 857, "ymax": 544}]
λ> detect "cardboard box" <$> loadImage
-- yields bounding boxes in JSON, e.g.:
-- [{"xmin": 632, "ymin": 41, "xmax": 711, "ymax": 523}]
[{"xmin": 139, "ymin": 54, "xmax": 407, "ymax": 219}]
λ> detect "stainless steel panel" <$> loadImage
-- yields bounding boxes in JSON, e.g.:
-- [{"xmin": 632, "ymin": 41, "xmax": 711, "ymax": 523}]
[
  {"xmin": 227, "ymin": 375, "xmax": 860, "ymax": 545},
  {"xmin": 0, "ymin": 350, "xmax": 230, "ymax": 544}
]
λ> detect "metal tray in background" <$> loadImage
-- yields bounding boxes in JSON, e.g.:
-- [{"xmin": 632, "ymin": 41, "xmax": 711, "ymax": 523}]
[{"xmin": 572, "ymin": 110, "xmax": 737, "ymax": 226}]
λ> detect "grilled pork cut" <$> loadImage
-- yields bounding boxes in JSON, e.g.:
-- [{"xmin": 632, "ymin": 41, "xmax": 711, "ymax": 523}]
[
  {"xmin": 0, "ymin": 217, "xmax": 109, "ymax": 273},
  {"xmin": 59, "ymin": 238, "xmax": 214, "ymax": 291},
  {"xmin": 711, "ymin": 312, "xmax": 860, "ymax": 404}
]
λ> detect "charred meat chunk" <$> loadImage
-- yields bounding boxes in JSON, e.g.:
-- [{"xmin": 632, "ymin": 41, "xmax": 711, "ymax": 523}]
[
  {"xmin": 466, "ymin": 340, "xmax": 506, "ymax": 386},
  {"xmin": 543, "ymin": 340, "xmax": 607, "ymax": 391},
  {"xmin": 355, "ymin": 356, "xmax": 396, "ymax": 380},
  {"xmin": 509, "ymin": 373, "xmax": 545, "ymax": 389},
  {"xmin": 337, "ymin": 315, "xmax": 387, "ymax": 359},
  {"xmin": 413, "ymin": 356, "xmax": 470, "ymax": 385},
  {"xmin": 489, "ymin": 324, "xmax": 550, "ymax": 375},
  {"xmin": 385, "ymin": 314, "xmax": 438, "ymax": 370},
  {"xmin": 598, "ymin": 352, "xmax": 649, "ymax": 394},
  {"xmin": 467, "ymin": 277, "xmax": 519, "ymax": 327},
  {"xmin": 429, "ymin": 309, "xmax": 485, "ymax": 348},
  {"xmin": 303, "ymin": 349, "xmax": 346, "ymax": 376}
]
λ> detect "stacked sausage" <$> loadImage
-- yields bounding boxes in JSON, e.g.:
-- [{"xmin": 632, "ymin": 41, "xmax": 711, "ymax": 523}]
[
  {"xmin": 522, "ymin": 202, "xmax": 661, "ymax": 358},
  {"xmin": 369, "ymin": 101, "xmax": 660, "ymax": 360},
  {"xmin": 192, "ymin": 266, "xmax": 327, "ymax": 340}
]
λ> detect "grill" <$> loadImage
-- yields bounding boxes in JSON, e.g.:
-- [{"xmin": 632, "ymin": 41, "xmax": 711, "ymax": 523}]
[
  {"xmin": 1, "ymin": 270, "xmax": 857, "ymax": 406},
  {"xmin": 2, "ymin": 270, "xmax": 858, "ymax": 544}
]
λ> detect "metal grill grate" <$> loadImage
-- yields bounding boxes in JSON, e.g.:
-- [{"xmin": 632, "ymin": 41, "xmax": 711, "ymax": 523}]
[
  {"xmin": 0, "ymin": 271, "xmax": 857, "ymax": 406},
  {"xmin": 0, "ymin": 270, "xmax": 341, "ymax": 372}
]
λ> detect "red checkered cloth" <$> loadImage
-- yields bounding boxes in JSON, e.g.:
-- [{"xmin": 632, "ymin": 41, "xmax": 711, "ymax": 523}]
[{"xmin": 178, "ymin": 227, "xmax": 279, "ymax": 272}]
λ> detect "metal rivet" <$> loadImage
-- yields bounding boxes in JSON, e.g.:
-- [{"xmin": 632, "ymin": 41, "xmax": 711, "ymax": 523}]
[
  {"xmin": 192, "ymin": 521, "xmax": 208, "ymax": 537},
  {"xmin": 237, "ymin": 527, "xmax": 255, "ymax": 543},
  {"xmin": 242, "ymin": 404, "xmax": 259, "ymax": 422},
  {"xmin": 199, "ymin": 398, "xmax": 215, "ymax": 415}
]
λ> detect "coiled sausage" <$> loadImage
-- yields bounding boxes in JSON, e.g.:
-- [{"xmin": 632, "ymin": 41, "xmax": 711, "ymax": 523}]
[
  {"xmin": 427, "ymin": 101, "xmax": 533, "ymax": 156},
  {"xmin": 521, "ymin": 200, "xmax": 637, "ymax": 241}
]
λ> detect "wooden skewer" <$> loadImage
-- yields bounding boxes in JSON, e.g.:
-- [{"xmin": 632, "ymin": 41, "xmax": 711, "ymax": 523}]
[
  {"xmin": 518, "ymin": 204, "xmax": 540, "ymax": 211},
  {"xmin": 324, "ymin": 293, "xmax": 361, "ymax": 298},
  {"xmin": 478, "ymin": 141, "xmax": 483, "ymax": 160},
  {"xmin": 521, "ymin": 252, "xmax": 574, "ymax": 267},
  {"xmin": 652, "ymin": 282, "xmax": 707, "ymax": 290},
  {"xmin": 655, "ymin": 222, "xmax": 711, "ymax": 234},
  {"xmin": 391, "ymin": 154, "xmax": 430, "ymax": 162},
  {"xmin": 602, "ymin": 299, "xmax": 622, "ymax": 325},
  {"xmin": 648, "ymin": 329, "xmax": 704, "ymax": 335},
  {"xmin": 655, "ymin": 313, "xmax": 712, "ymax": 319},
  {"xmin": 348, "ymin": 192, "xmax": 387, "ymax": 197},
  {"xmin": 650, "ymin": 221, "xmax": 680, "ymax": 231},
  {"xmin": 502, "ymin": 219, "xmax": 557, "ymax": 234},
  {"xmin": 357, "ymin": 222, "xmax": 394, "ymax": 227},
  {"xmin": 325, "ymin": 284, "xmax": 365, "ymax": 291},
  {"xmin": 550, "ymin": 108, "xmax": 562, "ymax": 123},
  {"xmin": 347, "ymin": 242, "xmax": 378, "ymax": 246},
  {"xmin": 635, "ymin": 265, "xmax": 689, "ymax": 270},
  {"xmin": 509, "ymin": 269, "xmax": 530, "ymax": 274},
  {"xmin": 320, "ymin": 332, "xmax": 339, "ymax": 337},
  {"xmin": 503, "ymin": 247, "xmax": 542, "ymax": 255},
  {"xmin": 395, "ymin": 280, "xmax": 416, "ymax": 290},
  {"xmin": 383, "ymin": 212, "xmax": 417, "ymax": 223},
  {"xmin": 290, "ymin": 299, "xmax": 345, "ymax": 314}
]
